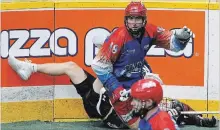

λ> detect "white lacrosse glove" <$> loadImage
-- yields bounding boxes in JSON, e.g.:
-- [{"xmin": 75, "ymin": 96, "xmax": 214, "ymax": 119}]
[
  {"xmin": 170, "ymin": 26, "xmax": 195, "ymax": 52},
  {"xmin": 119, "ymin": 89, "xmax": 130, "ymax": 102},
  {"xmin": 172, "ymin": 26, "xmax": 195, "ymax": 44},
  {"xmin": 111, "ymin": 86, "xmax": 130, "ymax": 104}
]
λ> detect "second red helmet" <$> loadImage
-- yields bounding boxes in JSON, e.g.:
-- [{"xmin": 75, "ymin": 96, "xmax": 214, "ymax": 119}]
[{"xmin": 130, "ymin": 78, "xmax": 163, "ymax": 105}]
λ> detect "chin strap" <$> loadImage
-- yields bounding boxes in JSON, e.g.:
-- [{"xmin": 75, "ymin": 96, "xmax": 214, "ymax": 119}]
[
  {"xmin": 134, "ymin": 101, "xmax": 157, "ymax": 119},
  {"xmin": 130, "ymin": 27, "xmax": 145, "ymax": 38}
]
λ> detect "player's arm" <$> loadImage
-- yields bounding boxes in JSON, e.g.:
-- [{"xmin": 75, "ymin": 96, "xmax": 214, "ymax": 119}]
[
  {"xmin": 147, "ymin": 24, "xmax": 194, "ymax": 52},
  {"xmin": 91, "ymin": 30, "xmax": 124, "ymax": 103}
]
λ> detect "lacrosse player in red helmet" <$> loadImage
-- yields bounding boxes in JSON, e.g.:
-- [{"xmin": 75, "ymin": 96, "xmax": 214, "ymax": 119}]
[
  {"xmin": 92, "ymin": 1, "xmax": 194, "ymax": 128},
  {"xmin": 130, "ymin": 78, "xmax": 179, "ymax": 130}
]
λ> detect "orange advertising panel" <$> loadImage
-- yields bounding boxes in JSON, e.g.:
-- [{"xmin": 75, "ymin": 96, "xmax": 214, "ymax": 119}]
[
  {"xmin": 1, "ymin": 10, "xmax": 55, "ymax": 87},
  {"xmin": 1, "ymin": 9, "xmax": 205, "ymax": 87}
]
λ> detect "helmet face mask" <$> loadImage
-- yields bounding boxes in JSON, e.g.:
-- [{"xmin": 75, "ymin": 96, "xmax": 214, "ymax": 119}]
[
  {"xmin": 125, "ymin": 16, "xmax": 146, "ymax": 36},
  {"xmin": 131, "ymin": 98, "xmax": 157, "ymax": 119},
  {"xmin": 124, "ymin": 2, "xmax": 147, "ymax": 37}
]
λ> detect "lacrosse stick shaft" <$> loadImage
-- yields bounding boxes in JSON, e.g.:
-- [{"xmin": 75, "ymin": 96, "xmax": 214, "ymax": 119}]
[
  {"xmin": 181, "ymin": 111, "xmax": 220, "ymax": 115},
  {"xmin": 122, "ymin": 89, "xmax": 219, "ymax": 115}
]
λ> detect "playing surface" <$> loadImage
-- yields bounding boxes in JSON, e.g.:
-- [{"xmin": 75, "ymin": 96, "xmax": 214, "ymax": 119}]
[{"xmin": 1, "ymin": 120, "xmax": 219, "ymax": 130}]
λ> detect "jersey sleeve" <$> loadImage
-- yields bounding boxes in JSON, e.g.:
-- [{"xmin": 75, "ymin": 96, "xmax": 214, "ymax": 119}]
[
  {"xmin": 146, "ymin": 24, "xmax": 173, "ymax": 50},
  {"xmin": 146, "ymin": 24, "xmax": 187, "ymax": 52},
  {"xmin": 91, "ymin": 29, "xmax": 124, "ymax": 94}
]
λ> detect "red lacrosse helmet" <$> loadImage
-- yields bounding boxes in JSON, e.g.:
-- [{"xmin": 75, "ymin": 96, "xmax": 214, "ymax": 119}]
[
  {"xmin": 124, "ymin": 2, "xmax": 147, "ymax": 36},
  {"xmin": 125, "ymin": 1, "xmax": 147, "ymax": 17},
  {"xmin": 130, "ymin": 78, "xmax": 163, "ymax": 105}
]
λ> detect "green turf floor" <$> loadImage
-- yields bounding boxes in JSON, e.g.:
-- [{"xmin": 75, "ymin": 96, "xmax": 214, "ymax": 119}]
[{"xmin": 1, "ymin": 120, "xmax": 219, "ymax": 130}]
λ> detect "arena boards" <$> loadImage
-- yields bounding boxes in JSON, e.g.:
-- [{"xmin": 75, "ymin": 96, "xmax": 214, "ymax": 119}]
[{"xmin": 1, "ymin": 1, "xmax": 219, "ymax": 123}]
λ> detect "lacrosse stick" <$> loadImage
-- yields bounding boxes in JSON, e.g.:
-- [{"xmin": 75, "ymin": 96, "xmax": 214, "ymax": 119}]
[{"xmin": 122, "ymin": 89, "xmax": 220, "ymax": 115}]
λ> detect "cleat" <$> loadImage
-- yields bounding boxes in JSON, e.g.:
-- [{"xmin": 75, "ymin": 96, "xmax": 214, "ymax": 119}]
[
  {"xmin": 200, "ymin": 116, "xmax": 217, "ymax": 127},
  {"xmin": 8, "ymin": 55, "xmax": 35, "ymax": 80}
]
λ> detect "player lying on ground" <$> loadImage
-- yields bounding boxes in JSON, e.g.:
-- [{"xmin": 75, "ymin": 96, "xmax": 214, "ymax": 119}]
[
  {"xmin": 130, "ymin": 78, "xmax": 179, "ymax": 130},
  {"xmin": 161, "ymin": 97, "xmax": 217, "ymax": 127},
  {"xmin": 8, "ymin": 55, "xmax": 217, "ymax": 128},
  {"xmin": 8, "ymin": 56, "xmax": 127, "ymax": 128}
]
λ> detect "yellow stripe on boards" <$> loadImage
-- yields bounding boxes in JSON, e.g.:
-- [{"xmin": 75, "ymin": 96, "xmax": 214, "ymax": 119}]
[
  {"xmin": 179, "ymin": 99, "xmax": 220, "ymax": 118},
  {"xmin": 1, "ymin": 100, "xmax": 53, "ymax": 123},
  {"xmin": 1, "ymin": 2, "xmax": 54, "ymax": 10},
  {"xmin": 1, "ymin": 99, "xmax": 219, "ymax": 123},
  {"xmin": 54, "ymin": 99, "xmax": 89, "ymax": 119},
  {"xmin": 1, "ymin": 1, "xmax": 219, "ymax": 10}
]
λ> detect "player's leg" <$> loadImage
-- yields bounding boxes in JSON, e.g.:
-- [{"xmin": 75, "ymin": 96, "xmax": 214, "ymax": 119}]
[
  {"xmin": 8, "ymin": 55, "xmax": 128, "ymax": 128},
  {"xmin": 8, "ymin": 55, "xmax": 101, "ymax": 117},
  {"xmin": 37, "ymin": 61, "xmax": 86, "ymax": 84},
  {"xmin": 96, "ymin": 87, "xmax": 129, "ymax": 129},
  {"xmin": 177, "ymin": 114, "xmax": 217, "ymax": 127},
  {"xmin": 8, "ymin": 55, "xmax": 37, "ymax": 80},
  {"xmin": 102, "ymin": 108, "xmax": 129, "ymax": 129},
  {"xmin": 35, "ymin": 60, "xmax": 103, "ymax": 118},
  {"xmin": 93, "ymin": 79, "xmax": 103, "ymax": 94},
  {"xmin": 8, "ymin": 55, "xmax": 86, "ymax": 84},
  {"xmin": 93, "ymin": 82, "xmax": 139, "ymax": 129},
  {"xmin": 74, "ymin": 75, "xmax": 128, "ymax": 128},
  {"xmin": 37, "ymin": 61, "xmax": 102, "ymax": 117},
  {"xmin": 71, "ymin": 71, "xmax": 102, "ymax": 118},
  {"xmin": 175, "ymin": 101, "xmax": 217, "ymax": 127},
  {"xmin": 169, "ymin": 99, "xmax": 217, "ymax": 127}
]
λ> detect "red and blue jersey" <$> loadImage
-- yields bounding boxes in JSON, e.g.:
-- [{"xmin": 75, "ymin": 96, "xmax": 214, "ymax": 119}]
[
  {"xmin": 92, "ymin": 24, "xmax": 180, "ymax": 95},
  {"xmin": 139, "ymin": 109, "xmax": 179, "ymax": 130}
]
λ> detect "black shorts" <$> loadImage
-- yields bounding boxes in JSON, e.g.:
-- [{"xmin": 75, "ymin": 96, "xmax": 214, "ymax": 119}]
[
  {"xmin": 70, "ymin": 70, "xmax": 127, "ymax": 129},
  {"xmin": 70, "ymin": 70, "xmax": 101, "ymax": 118},
  {"xmin": 71, "ymin": 70, "xmax": 96, "ymax": 97}
]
